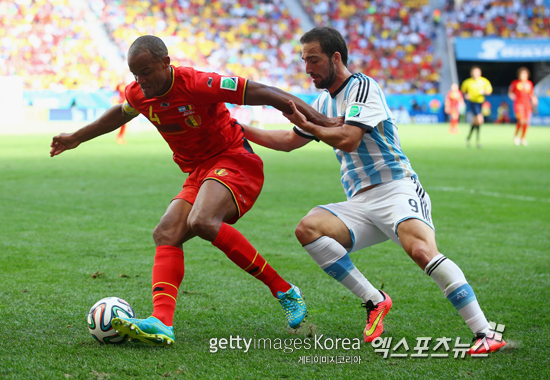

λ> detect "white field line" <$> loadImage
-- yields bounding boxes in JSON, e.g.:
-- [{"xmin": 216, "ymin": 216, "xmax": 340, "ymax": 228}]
[{"xmin": 431, "ymin": 186, "xmax": 550, "ymax": 204}]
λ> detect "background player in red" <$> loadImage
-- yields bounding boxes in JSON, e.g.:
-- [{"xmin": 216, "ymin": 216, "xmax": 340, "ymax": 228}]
[
  {"xmin": 508, "ymin": 67, "xmax": 538, "ymax": 146},
  {"xmin": 50, "ymin": 35, "xmax": 337, "ymax": 346},
  {"xmin": 114, "ymin": 83, "xmax": 127, "ymax": 145},
  {"xmin": 444, "ymin": 83, "xmax": 464, "ymax": 135}
]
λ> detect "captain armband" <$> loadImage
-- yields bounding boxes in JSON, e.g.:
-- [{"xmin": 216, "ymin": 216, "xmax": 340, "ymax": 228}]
[{"xmin": 122, "ymin": 101, "xmax": 140, "ymax": 116}]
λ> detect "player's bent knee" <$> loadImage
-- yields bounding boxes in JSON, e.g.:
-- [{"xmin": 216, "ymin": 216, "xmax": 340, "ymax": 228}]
[
  {"xmin": 407, "ymin": 242, "xmax": 435, "ymax": 270},
  {"xmin": 153, "ymin": 224, "xmax": 180, "ymax": 246},
  {"xmin": 295, "ymin": 217, "xmax": 321, "ymax": 246},
  {"xmin": 187, "ymin": 215, "xmax": 221, "ymax": 241}
]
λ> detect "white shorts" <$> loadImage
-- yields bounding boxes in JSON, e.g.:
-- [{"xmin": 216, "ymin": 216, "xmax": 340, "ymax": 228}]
[{"xmin": 318, "ymin": 177, "xmax": 434, "ymax": 253}]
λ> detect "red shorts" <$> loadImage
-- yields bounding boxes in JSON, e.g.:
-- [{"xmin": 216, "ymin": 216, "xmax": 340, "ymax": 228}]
[
  {"xmin": 514, "ymin": 103, "xmax": 532, "ymax": 123},
  {"xmin": 174, "ymin": 153, "xmax": 264, "ymax": 224}
]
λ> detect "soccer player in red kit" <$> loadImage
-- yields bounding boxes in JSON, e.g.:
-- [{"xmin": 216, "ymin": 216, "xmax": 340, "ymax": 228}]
[
  {"xmin": 508, "ymin": 67, "xmax": 538, "ymax": 146},
  {"xmin": 50, "ymin": 35, "xmax": 336, "ymax": 346},
  {"xmin": 444, "ymin": 83, "xmax": 464, "ymax": 135}
]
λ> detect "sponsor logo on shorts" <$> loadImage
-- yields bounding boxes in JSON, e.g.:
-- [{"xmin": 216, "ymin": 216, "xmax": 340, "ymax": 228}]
[
  {"xmin": 221, "ymin": 77, "xmax": 238, "ymax": 91},
  {"xmin": 215, "ymin": 169, "xmax": 228, "ymax": 176},
  {"xmin": 185, "ymin": 115, "xmax": 201, "ymax": 128},
  {"xmin": 349, "ymin": 105, "xmax": 362, "ymax": 118}
]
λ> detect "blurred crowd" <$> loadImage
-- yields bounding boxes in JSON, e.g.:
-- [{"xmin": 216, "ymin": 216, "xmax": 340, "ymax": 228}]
[
  {"xmin": 0, "ymin": 0, "xmax": 119, "ymax": 90},
  {"xmin": 444, "ymin": 0, "xmax": 550, "ymax": 38},
  {"xmin": 299, "ymin": 0, "xmax": 441, "ymax": 94},
  {"xmin": 98, "ymin": 0, "xmax": 311, "ymax": 93},
  {"xmin": 2, "ymin": 0, "xmax": 446, "ymax": 94},
  {"xmin": 7, "ymin": 0, "xmax": 548, "ymax": 95}
]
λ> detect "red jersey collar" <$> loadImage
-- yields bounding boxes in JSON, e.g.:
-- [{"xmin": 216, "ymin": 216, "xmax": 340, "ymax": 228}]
[{"xmin": 156, "ymin": 66, "xmax": 175, "ymax": 98}]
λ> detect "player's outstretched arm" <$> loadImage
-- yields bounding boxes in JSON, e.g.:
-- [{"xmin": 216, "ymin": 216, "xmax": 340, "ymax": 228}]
[
  {"xmin": 241, "ymin": 123, "xmax": 311, "ymax": 152},
  {"xmin": 243, "ymin": 81, "xmax": 340, "ymax": 128},
  {"xmin": 284, "ymin": 100, "xmax": 364, "ymax": 153},
  {"xmin": 50, "ymin": 104, "xmax": 136, "ymax": 157}
]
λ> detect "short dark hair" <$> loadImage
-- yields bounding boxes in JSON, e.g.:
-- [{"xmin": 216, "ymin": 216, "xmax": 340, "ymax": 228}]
[
  {"xmin": 300, "ymin": 27, "xmax": 348, "ymax": 66},
  {"xmin": 128, "ymin": 35, "xmax": 168, "ymax": 62},
  {"xmin": 471, "ymin": 65, "xmax": 481, "ymax": 72},
  {"xmin": 517, "ymin": 66, "xmax": 530, "ymax": 77}
]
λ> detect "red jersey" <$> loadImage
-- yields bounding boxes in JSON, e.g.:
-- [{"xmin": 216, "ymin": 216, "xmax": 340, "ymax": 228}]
[
  {"xmin": 509, "ymin": 80, "xmax": 534, "ymax": 106},
  {"xmin": 445, "ymin": 89, "xmax": 463, "ymax": 109},
  {"xmin": 123, "ymin": 66, "xmax": 249, "ymax": 172}
]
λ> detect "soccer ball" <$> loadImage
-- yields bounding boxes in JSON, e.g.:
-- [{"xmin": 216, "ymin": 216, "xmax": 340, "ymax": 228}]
[{"xmin": 87, "ymin": 297, "xmax": 135, "ymax": 343}]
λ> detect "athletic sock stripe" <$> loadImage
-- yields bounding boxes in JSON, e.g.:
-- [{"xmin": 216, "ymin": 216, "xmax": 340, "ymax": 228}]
[
  {"xmin": 153, "ymin": 293, "xmax": 177, "ymax": 302},
  {"xmin": 253, "ymin": 262, "xmax": 267, "ymax": 277},
  {"xmin": 427, "ymin": 257, "xmax": 447, "ymax": 276},
  {"xmin": 152, "ymin": 282, "xmax": 178, "ymax": 291},
  {"xmin": 243, "ymin": 251, "xmax": 259, "ymax": 272}
]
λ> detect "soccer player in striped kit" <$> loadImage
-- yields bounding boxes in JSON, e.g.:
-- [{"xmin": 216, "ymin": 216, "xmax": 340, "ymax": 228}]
[{"xmin": 243, "ymin": 27, "xmax": 505, "ymax": 355}]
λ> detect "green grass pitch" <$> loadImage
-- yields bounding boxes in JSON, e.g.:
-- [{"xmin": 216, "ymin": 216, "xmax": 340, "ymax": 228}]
[{"xmin": 1, "ymin": 123, "xmax": 549, "ymax": 379}]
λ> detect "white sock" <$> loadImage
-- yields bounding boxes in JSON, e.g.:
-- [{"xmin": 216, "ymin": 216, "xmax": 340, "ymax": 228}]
[
  {"xmin": 425, "ymin": 254, "xmax": 490, "ymax": 334},
  {"xmin": 303, "ymin": 236, "xmax": 383, "ymax": 304}
]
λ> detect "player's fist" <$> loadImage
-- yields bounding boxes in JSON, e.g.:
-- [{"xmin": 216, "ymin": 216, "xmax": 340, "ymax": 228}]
[{"xmin": 50, "ymin": 133, "xmax": 80, "ymax": 157}]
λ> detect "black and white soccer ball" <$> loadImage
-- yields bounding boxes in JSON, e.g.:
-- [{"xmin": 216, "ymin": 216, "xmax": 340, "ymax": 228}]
[{"xmin": 87, "ymin": 297, "xmax": 135, "ymax": 343}]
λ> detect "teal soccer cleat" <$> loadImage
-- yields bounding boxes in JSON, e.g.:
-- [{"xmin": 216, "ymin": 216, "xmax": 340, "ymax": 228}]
[
  {"xmin": 112, "ymin": 316, "xmax": 175, "ymax": 347},
  {"xmin": 277, "ymin": 284, "xmax": 307, "ymax": 328}
]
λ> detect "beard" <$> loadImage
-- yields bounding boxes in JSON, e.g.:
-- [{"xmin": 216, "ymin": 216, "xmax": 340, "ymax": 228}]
[{"xmin": 314, "ymin": 60, "xmax": 337, "ymax": 89}]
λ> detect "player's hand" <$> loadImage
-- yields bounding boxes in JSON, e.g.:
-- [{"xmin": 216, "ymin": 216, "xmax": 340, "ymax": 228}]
[
  {"xmin": 50, "ymin": 133, "xmax": 80, "ymax": 157},
  {"xmin": 532, "ymin": 97, "xmax": 539, "ymax": 106},
  {"xmin": 283, "ymin": 100, "xmax": 309, "ymax": 129}
]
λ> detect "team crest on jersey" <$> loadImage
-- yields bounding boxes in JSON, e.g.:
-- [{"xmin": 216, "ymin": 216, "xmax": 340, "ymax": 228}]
[
  {"xmin": 207, "ymin": 77, "xmax": 213, "ymax": 87},
  {"xmin": 185, "ymin": 115, "xmax": 201, "ymax": 128},
  {"xmin": 220, "ymin": 77, "xmax": 238, "ymax": 91},
  {"xmin": 341, "ymin": 99, "xmax": 347, "ymax": 114},
  {"xmin": 160, "ymin": 102, "xmax": 169, "ymax": 108},
  {"xmin": 348, "ymin": 105, "xmax": 362, "ymax": 118},
  {"xmin": 214, "ymin": 168, "xmax": 228, "ymax": 176}
]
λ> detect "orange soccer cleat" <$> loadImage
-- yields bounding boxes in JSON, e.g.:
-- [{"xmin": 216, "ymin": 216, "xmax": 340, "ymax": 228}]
[
  {"xmin": 467, "ymin": 332, "xmax": 507, "ymax": 355},
  {"xmin": 362, "ymin": 290, "xmax": 392, "ymax": 342}
]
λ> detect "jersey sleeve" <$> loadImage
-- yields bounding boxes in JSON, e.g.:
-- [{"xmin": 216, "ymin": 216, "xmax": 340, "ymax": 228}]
[
  {"xmin": 191, "ymin": 71, "xmax": 248, "ymax": 106},
  {"xmin": 293, "ymin": 97, "xmax": 320, "ymax": 141},
  {"xmin": 508, "ymin": 80, "xmax": 516, "ymax": 94},
  {"xmin": 122, "ymin": 84, "xmax": 140, "ymax": 116},
  {"xmin": 122, "ymin": 101, "xmax": 139, "ymax": 116},
  {"xmin": 344, "ymin": 77, "xmax": 386, "ymax": 132}
]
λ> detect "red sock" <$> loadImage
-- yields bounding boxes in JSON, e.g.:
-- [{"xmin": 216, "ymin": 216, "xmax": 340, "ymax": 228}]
[
  {"xmin": 212, "ymin": 223, "xmax": 291, "ymax": 297},
  {"xmin": 521, "ymin": 124, "xmax": 529, "ymax": 139},
  {"xmin": 515, "ymin": 122, "xmax": 521, "ymax": 136},
  {"xmin": 151, "ymin": 245, "xmax": 184, "ymax": 326}
]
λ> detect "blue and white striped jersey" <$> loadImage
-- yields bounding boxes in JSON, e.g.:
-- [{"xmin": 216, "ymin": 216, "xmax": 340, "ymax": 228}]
[{"xmin": 294, "ymin": 73, "xmax": 417, "ymax": 199}]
